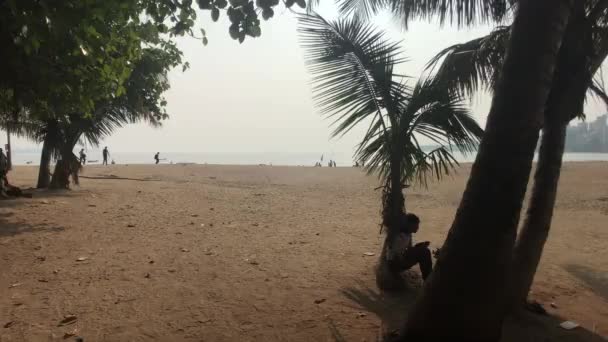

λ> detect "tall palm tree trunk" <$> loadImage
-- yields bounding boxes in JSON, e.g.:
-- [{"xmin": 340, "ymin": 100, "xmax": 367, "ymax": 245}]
[
  {"xmin": 509, "ymin": 2, "xmax": 592, "ymax": 308},
  {"xmin": 37, "ymin": 134, "xmax": 52, "ymax": 188},
  {"xmin": 376, "ymin": 148, "xmax": 405, "ymax": 291},
  {"xmin": 49, "ymin": 141, "xmax": 80, "ymax": 189},
  {"xmin": 510, "ymin": 120, "xmax": 566, "ymax": 307},
  {"xmin": 401, "ymin": 0, "xmax": 573, "ymax": 340},
  {"xmin": 49, "ymin": 153, "xmax": 71, "ymax": 189}
]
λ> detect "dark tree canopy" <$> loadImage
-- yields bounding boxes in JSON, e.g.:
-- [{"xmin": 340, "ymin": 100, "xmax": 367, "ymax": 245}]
[{"xmin": 0, "ymin": 0, "xmax": 305, "ymax": 124}]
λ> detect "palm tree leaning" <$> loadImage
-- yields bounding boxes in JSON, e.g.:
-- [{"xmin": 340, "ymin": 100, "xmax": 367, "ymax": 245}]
[
  {"xmin": 427, "ymin": 0, "xmax": 608, "ymax": 310},
  {"xmin": 298, "ymin": 14, "xmax": 483, "ymax": 291},
  {"xmin": 303, "ymin": 0, "xmax": 572, "ymax": 339}
]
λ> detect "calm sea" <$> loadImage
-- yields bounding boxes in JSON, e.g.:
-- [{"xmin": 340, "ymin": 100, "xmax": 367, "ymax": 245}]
[{"xmin": 8, "ymin": 151, "xmax": 608, "ymax": 166}]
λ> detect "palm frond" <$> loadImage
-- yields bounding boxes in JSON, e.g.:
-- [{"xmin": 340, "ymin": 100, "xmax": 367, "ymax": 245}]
[
  {"xmin": 356, "ymin": 76, "xmax": 482, "ymax": 184},
  {"xmin": 298, "ymin": 13, "xmax": 407, "ymax": 138},
  {"xmin": 426, "ymin": 25, "xmax": 510, "ymax": 97},
  {"xmin": 390, "ymin": 0, "xmax": 514, "ymax": 29},
  {"xmin": 588, "ymin": 70, "xmax": 608, "ymax": 111},
  {"xmin": 411, "ymin": 146, "xmax": 459, "ymax": 187},
  {"xmin": 337, "ymin": 0, "xmax": 387, "ymax": 21}
]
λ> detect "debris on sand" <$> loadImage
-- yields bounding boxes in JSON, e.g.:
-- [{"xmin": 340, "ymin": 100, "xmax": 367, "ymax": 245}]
[
  {"xmin": 363, "ymin": 252, "xmax": 375, "ymax": 256},
  {"xmin": 58, "ymin": 315, "xmax": 77, "ymax": 327},
  {"xmin": 560, "ymin": 321, "xmax": 580, "ymax": 330},
  {"xmin": 8, "ymin": 283, "xmax": 22, "ymax": 288},
  {"xmin": 63, "ymin": 328, "xmax": 78, "ymax": 339},
  {"xmin": 246, "ymin": 259, "xmax": 259, "ymax": 266},
  {"xmin": 76, "ymin": 257, "xmax": 88, "ymax": 262}
]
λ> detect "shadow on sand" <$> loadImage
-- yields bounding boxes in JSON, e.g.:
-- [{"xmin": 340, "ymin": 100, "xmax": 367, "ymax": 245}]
[
  {"xmin": 0, "ymin": 189, "xmax": 73, "ymax": 237},
  {"xmin": 564, "ymin": 264, "xmax": 608, "ymax": 302},
  {"xmin": 334, "ymin": 272, "xmax": 606, "ymax": 341}
]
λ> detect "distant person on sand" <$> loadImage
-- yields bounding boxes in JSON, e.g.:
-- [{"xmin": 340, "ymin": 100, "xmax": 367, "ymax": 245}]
[
  {"xmin": 102, "ymin": 147, "xmax": 110, "ymax": 165},
  {"xmin": 79, "ymin": 149, "xmax": 87, "ymax": 165},
  {"xmin": 0, "ymin": 148, "xmax": 8, "ymax": 186},
  {"xmin": 154, "ymin": 152, "xmax": 160, "ymax": 164},
  {"xmin": 386, "ymin": 213, "xmax": 432, "ymax": 280}
]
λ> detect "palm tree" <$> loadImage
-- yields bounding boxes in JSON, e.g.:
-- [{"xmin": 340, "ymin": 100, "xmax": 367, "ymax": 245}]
[
  {"xmin": 304, "ymin": 0, "xmax": 575, "ymax": 339},
  {"xmin": 426, "ymin": 0, "xmax": 608, "ymax": 309},
  {"xmin": 298, "ymin": 14, "xmax": 483, "ymax": 290},
  {"xmin": 4, "ymin": 46, "xmax": 177, "ymax": 189}
]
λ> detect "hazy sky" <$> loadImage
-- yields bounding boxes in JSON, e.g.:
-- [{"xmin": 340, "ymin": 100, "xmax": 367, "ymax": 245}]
[{"xmin": 2, "ymin": 6, "xmax": 607, "ymax": 155}]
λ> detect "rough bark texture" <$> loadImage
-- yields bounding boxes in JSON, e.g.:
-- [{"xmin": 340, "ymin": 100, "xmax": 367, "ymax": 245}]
[
  {"xmin": 376, "ymin": 150, "xmax": 406, "ymax": 291},
  {"xmin": 49, "ymin": 146, "xmax": 79, "ymax": 190},
  {"xmin": 49, "ymin": 159, "xmax": 70, "ymax": 189},
  {"xmin": 510, "ymin": 0, "xmax": 594, "ymax": 309},
  {"xmin": 400, "ymin": 0, "xmax": 573, "ymax": 340},
  {"xmin": 510, "ymin": 122, "xmax": 567, "ymax": 307},
  {"xmin": 37, "ymin": 135, "xmax": 52, "ymax": 189}
]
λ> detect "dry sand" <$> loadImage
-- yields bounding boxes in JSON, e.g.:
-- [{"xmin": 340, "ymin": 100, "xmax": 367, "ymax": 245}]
[{"xmin": 0, "ymin": 163, "xmax": 606, "ymax": 341}]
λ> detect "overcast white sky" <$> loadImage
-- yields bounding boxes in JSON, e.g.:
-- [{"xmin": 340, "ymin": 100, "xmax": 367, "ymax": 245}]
[{"xmin": 2, "ymin": 5, "xmax": 607, "ymax": 154}]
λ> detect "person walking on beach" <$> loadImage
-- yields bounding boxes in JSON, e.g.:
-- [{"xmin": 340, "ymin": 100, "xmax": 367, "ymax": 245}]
[
  {"xmin": 154, "ymin": 152, "xmax": 160, "ymax": 164},
  {"xmin": 386, "ymin": 213, "xmax": 433, "ymax": 280},
  {"xmin": 79, "ymin": 149, "xmax": 87, "ymax": 165},
  {"xmin": 102, "ymin": 147, "xmax": 110, "ymax": 165}
]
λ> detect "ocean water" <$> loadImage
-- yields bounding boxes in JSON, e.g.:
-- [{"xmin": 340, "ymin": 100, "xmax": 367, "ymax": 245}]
[{"xmin": 8, "ymin": 151, "xmax": 608, "ymax": 166}]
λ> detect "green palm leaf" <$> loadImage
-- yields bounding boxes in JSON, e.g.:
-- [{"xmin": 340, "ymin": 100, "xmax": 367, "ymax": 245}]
[{"xmin": 299, "ymin": 13, "xmax": 406, "ymax": 138}]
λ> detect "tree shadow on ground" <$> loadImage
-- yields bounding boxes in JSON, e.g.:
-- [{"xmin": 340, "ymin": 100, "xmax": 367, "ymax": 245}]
[
  {"xmin": 503, "ymin": 310, "xmax": 606, "ymax": 342},
  {"xmin": 564, "ymin": 264, "xmax": 608, "ymax": 302},
  {"xmin": 0, "ymin": 211, "xmax": 65, "ymax": 237},
  {"xmin": 335, "ymin": 271, "xmax": 605, "ymax": 342},
  {"xmin": 335, "ymin": 271, "xmax": 422, "ymax": 339},
  {"xmin": 0, "ymin": 189, "xmax": 73, "ymax": 237}
]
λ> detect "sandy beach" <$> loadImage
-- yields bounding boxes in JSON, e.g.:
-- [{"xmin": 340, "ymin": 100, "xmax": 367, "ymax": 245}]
[{"xmin": 1, "ymin": 163, "xmax": 606, "ymax": 341}]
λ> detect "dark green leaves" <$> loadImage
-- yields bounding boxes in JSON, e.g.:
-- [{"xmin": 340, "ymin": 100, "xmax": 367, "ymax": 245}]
[
  {"xmin": 299, "ymin": 13, "xmax": 483, "ymax": 187},
  {"xmin": 215, "ymin": 0, "xmax": 228, "ymax": 8},
  {"xmin": 426, "ymin": 25, "xmax": 510, "ymax": 97},
  {"xmin": 197, "ymin": 0, "xmax": 213, "ymax": 9},
  {"xmin": 211, "ymin": 7, "xmax": 220, "ymax": 21},
  {"xmin": 262, "ymin": 8, "xmax": 274, "ymax": 20}
]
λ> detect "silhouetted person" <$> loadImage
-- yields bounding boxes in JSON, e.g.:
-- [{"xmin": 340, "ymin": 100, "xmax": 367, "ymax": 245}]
[
  {"xmin": 387, "ymin": 213, "xmax": 432, "ymax": 280},
  {"xmin": 102, "ymin": 147, "xmax": 110, "ymax": 165},
  {"xmin": 0, "ymin": 148, "xmax": 8, "ymax": 186},
  {"xmin": 79, "ymin": 149, "xmax": 87, "ymax": 165},
  {"xmin": 154, "ymin": 152, "xmax": 160, "ymax": 164}
]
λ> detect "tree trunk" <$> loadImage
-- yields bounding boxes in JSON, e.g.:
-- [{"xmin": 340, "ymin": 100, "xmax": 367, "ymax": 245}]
[
  {"xmin": 376, "ymin": 143, "xmax": 406, "ymax": 291},
  {"xmin": 49, "ymin": 159, "xmax": 70, "ymax": 189},
  {"xmin": 509, "ymin": 0, "xmax": 592, "ymax": 309},
  {"xmin": 49, "ymin": 145, "xmax": 78, "ymax": 189},
  {"xmin": 401, "ymin": 0, "xmax": 573, "ymax": 340},
  {"xmin": 510, "ymin": 122, "xmax": 566, "ymax": 307},
  {"xmin": 37, "ymin": 135, "xmax": 52, "ymax": 189}
]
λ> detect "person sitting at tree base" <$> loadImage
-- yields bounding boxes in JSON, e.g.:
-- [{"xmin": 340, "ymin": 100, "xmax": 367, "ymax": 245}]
[{"xmin": 386, "ymin": 213, "xmax": 433, "ymax": 280}]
